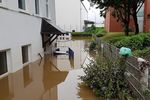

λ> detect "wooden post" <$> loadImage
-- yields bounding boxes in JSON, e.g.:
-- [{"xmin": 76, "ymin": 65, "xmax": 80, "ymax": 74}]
[{"xmin": 137, "ymin": 58, "xmax": 149, "ymax": 90}]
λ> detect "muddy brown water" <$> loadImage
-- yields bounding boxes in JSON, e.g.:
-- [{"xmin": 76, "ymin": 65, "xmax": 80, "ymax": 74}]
[{"xmin": 0, "ymin": 37, "xmax": 99, "ymax": 100}]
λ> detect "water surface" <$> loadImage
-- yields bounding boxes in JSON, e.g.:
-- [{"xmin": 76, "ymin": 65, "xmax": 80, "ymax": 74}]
[{"xmin": 0, "ymin": 37, "xmax": 98, "ymax": 100}]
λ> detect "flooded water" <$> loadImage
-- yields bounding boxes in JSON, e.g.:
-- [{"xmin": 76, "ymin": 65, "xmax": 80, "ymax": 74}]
[{"xmin": 0, "ymin": 37, "xmax": 98, "ymax": 100}]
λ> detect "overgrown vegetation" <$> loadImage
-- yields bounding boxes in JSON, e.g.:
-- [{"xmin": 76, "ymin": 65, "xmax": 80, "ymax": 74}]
[
  {"xmin": 101, "ymin": 32, "xmax": 134, "ymax": 41},
  {"xmin": 72, "ymin": 25, "xmax": 106, "ymax": 37},
  {"xmin": 134, "ymin": 47, "xmax": 150, "ymax": 61},
  {"xmin": 80, "ymin": 54, "xmax": 134, "ymax": 99},
  {"xmin": 89, "ymin": 40, "xmax": 97, "ymax": 51},
  {"xmin": 107, "ymin": 33, "xmax": 150, "ymax": 60}
]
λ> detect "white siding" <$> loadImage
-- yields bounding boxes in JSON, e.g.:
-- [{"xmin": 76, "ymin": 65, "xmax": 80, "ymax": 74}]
[
  {"xmin": 0, "ymin": 0, "xmax": 56, "ymax": 74},
  {"xmin": 81, "ymin": 2, "xmax": 88, "ymax": 31}
]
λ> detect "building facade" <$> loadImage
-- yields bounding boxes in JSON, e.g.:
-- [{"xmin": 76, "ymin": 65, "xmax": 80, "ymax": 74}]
[
  {"xmin": 0, "ymin": 0, "xmax": 60, "ymax": 76},
  {"xmin": 55, "ymin": 0, "xmax": 89, "ymax": 32},
  {"xmin": 144, "ymin": 0, "xmax": 150, "ymax": 32},
  {"xmin": 105, "ymin": 1, "xmax": 149, "ymax": 33}
]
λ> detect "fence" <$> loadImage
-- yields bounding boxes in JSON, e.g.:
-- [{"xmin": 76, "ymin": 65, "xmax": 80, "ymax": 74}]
[{"xmin": 93, "ymin": 35, "xmax": 150, "ymax": 99}]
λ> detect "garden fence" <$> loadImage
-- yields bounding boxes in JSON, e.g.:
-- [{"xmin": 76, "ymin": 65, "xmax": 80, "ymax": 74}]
[{"xmin": 93, "ymin": 35, "xmax": 150, "ymax": 100}]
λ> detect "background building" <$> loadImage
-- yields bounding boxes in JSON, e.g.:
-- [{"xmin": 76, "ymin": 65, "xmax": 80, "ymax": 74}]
[
  {"xmin": 104, "ymin": 1, "xmax": 150, "ymax": 33},
  {"xmin": 144, "ymin": 0, "xmax": 150, "ymax": 32},
  {"xmin": 55, "ymin": 0, "xmax": 100, "ymax": 32},
  {"xmin": 55, "ymin": 0, "xmax": 82, "ymax": 32}
]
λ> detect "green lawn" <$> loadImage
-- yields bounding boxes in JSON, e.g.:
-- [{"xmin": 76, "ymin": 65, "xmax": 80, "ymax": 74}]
[
  {"xmin": 101, "ymin": 32, "xmax": 134, "ymax": 41},
  {"xmin": 71, "ymin": 27, "xmax": 106, "ymax": 37}
]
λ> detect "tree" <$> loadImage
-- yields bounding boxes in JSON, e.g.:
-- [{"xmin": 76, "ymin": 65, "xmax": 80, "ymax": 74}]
[
  {"xmin": 89, "ymin": 0, "xmax": 145, "ymax": 35},
  {"xmin": 130, "ymin": 0, "xmax": 145, "ymax": 34}
]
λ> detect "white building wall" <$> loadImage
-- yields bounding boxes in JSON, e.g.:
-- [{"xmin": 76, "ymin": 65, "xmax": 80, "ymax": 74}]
[
  {"xmin": 81, "ymin": 2, "xmax": 88, "ymax": 31},
  {"xmin": 0, "ymin": 0, "xmax": 56, "ymax": 74},
  {"xmin": 0, "ymin": 9, "xmax": 43, "ymax": 73},
  {"xmin": 55, "ymin": 0, "xmax": 81, "ymax": 32}
]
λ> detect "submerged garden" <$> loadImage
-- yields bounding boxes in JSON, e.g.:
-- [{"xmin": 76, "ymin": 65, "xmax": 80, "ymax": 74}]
[
  {"xmin": 78, "ymin": 32, "xmax": 150, "ymax": 99},
  {"xmin": 72, "ymin": 0, "xmax": 150, "ymax": 99}
]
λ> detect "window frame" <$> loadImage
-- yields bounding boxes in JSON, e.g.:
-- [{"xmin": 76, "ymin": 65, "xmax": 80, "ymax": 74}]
[
  {"xmin": 22, "ymin": 45, "xmax": 29, "ymax": 64},
  {"xmin": 35, "ymin": 0, "xmax": 40, "ymax": 14},
  {"xmin": 18, "ymin": 0, "xmax": 26, "ymax": 10},
  {"xmin": 0, "ymin": 51, "xmax": 8, "ymax": 75},
  {"xmin": 46, "ymin": 0, "xmax": 49, "ymax": 18}
]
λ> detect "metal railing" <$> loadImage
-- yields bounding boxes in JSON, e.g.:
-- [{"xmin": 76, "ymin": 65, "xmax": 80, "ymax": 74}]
[{"xmin": 93, "ymin": 35, "xmax": 150, "ymax": 99}]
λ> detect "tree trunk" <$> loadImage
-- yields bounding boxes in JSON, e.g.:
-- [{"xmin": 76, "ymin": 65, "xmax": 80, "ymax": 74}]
[
  {"xmin": 125, "ymin": 22, "xmax": 129, "ymax": 36},
  {"xmin": 133, "ymin": 10, "xmax": 139, "ymax": 34}
]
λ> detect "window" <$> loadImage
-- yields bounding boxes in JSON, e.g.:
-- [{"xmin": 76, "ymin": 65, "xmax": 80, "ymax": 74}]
[
  {"xmin": 0, "ymin": 0, "xmax": 2, "ymax": 3},
  {"xmin": 35, "ymin": 0, "xmax": 39, "ymax": 14},
  {"xmin": 18, "ymin": 0, "xmax": 26, "ymax": 10},
  {"xmin": 0, "ymin": 51, "xmax": 8, "ymax": 75},
  {"xmin": 22, "ymin": 45, "xmax": 29, "ymax": 64},
  {"xmin": 46, "ymin": 0, "xmax": 49, "ymax": 18}
]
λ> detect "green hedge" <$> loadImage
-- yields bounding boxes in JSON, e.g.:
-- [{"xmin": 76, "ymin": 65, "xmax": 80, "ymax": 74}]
[
  {"xmin": 133, "ymin": 47, "xmax": 150, "ymax": 61},
  {"xmin": 108, "ymin": 33, "xmax": 150, "ymax": 51}
]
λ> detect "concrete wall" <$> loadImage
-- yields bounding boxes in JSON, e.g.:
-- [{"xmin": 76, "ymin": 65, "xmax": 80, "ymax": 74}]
[
  {"xmin": 55, "ymin": 0, "xmax": 81, "ymax": 32},
  {"xmin": 0, "ymin": 0, "xmax": 56, "ymax": 74}
]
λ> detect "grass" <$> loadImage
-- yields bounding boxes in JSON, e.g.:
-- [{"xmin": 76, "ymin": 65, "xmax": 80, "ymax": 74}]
[
  {"xmin": 71, "ymin": 27, "xmax": 106, "ymax": 37},
  {"xmin": 101, "ymin": 32, "xmax": 134, "ymax": 41}
]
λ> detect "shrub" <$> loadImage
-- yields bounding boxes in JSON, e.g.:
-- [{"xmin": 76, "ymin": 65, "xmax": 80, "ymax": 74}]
[
  {"xmin": 108, "ymin": 33, "xmax": 150, "ymax": 51},
  {"xmin": 96, "ymin": 33, "xmax": 105, "ymax": 37},
  {"xmin": 108, "ymin": 36, "xmax": 126, "ymax": 44},
  {"xmin": 143, "ymin": 36, "xmax": 150, "ymax": 47},
  {"xmin": 114, "ymin": 37, "xmax": 130, "ymax": 49},
  {"xmin": 127, "ymin": 35, "xmax": 144, "ymax": 50},
  {"xmin": 114, "ymin": 35, "xmax": 144, "ymax": 50},
  {"xmin": 89, "ymin": 40, "xmax": 96, "ymax": 51},
  {"xmin": 133, "ymin": 47, "xmax": 150, "ymax": 61},
  {"xmin": 141, "ymin": 34, "xmax": 150, "ymax": 47},
  {"xmin": 80, "ymin": 56, "xmax": 133, "ymax": 99}
]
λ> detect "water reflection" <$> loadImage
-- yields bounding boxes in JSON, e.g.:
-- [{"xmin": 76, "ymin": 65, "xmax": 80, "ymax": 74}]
[
  {"xmin": 0, "ymin": 37, "xmax": 98, "ymax": 100},
  {"xmin": 23, "ymin": 65, "xmax": 32, "ymax": 87},
  {"xmin": 0, "ymin": 76, "xmax": 13, "ymax": 100},
  {"xmin": 52, "ymin": 37, "xmax": 91, "ymax": 71}
]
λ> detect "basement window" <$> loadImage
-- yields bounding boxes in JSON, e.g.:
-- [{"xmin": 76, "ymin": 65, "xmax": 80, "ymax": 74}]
[
  {"xmin": 18, "ymin": 0, "xmax": 26, "ymax": 10},
  {"xmin": 22, "ymin": 45, "xmax": 29, "ymax": 64},
  {"xmin": 0, "ymin": 51, "xmax": 8, "ymax": 75}
]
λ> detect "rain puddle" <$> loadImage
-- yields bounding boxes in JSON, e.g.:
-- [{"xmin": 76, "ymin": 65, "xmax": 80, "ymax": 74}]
[{"xmin": 0, "ymin": 37, "xmax": 98, "ymax": 100}]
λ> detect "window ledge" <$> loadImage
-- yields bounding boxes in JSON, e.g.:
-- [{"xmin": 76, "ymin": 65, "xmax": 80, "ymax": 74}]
[
  {"xmin": 0, "ymin": 72, "xmax": 9, "ymax": 79},
  {"xmin": 18, "ymin": 9, "xmax": 31, "ymax": 15},
  {"xmin": 0, "ymin": 4, "xmax": 9, "ymax": 10},
  {"xmin": 23, "ymin": 62, "xmax": 31, "ymax": 67}
]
